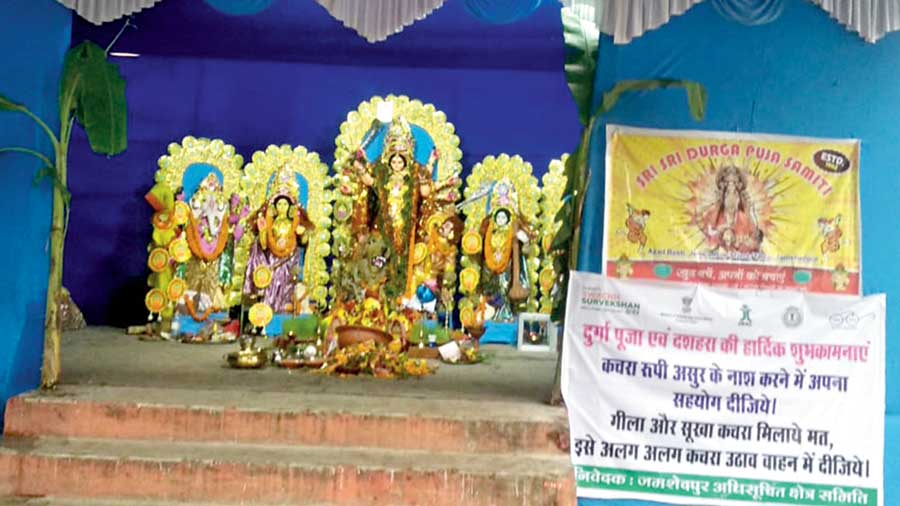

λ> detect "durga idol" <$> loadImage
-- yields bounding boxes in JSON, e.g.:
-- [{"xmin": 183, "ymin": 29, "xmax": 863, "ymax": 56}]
[{"xmin": 353, "ymin": 118, "xmax": 438, "ymax": 304}]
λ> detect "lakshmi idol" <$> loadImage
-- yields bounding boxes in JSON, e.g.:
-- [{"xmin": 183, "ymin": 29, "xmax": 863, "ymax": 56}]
[{"xmin": 243, "ymin": 166, "xmax": 314, "ymax": 315}]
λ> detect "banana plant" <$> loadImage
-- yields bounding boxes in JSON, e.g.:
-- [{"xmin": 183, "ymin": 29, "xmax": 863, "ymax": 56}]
[
  {"xmin": 548, "ymin": 7, "xmax": 707, "ymax": 404},
  {"xmin": 0, "ymin": 41, "xmax": 127, "ymax": 388}
]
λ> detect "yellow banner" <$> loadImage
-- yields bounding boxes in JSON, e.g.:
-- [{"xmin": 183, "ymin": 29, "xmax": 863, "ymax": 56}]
[{"xmin": 603, "ymin": 126, "xmax": 860, "ymax": 294}]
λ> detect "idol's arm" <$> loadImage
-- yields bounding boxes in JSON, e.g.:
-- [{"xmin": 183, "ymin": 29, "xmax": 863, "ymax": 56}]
[{"xmin": 257, "ymin": 212, "xmax": 268, "ymax": 250}]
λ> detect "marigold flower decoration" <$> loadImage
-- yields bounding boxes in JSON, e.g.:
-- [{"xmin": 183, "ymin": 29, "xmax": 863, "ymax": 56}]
[{"xmin": 317, "ymin": 341, "xmax": 435, "ymax": 379}]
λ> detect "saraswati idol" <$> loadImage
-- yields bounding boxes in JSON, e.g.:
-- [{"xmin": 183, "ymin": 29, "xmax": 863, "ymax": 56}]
[{"xmin": 458, "ymin": 155, "xmax": 541, "ymax": 329}]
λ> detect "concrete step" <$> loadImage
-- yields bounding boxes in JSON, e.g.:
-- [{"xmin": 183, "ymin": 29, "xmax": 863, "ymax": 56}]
[
  {"xmin": 4, "ymin": 386, "xmax": 567, "ymax": 455},
  {"xmin": 0, "ymin": 499, "xmax": 264, "ymax": 506},
  {"xmin": 0, "ymin": 437, "xmax": 575, "ymax": 506}
]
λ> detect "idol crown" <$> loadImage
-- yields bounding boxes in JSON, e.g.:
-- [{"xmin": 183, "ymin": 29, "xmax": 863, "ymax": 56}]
[
  {"xmin": 384, "ymin": 117, "xmax": 415, "ymax": 155},
  {"xmin": 270, "ymin": 165, "xmax": 299, "ymax": 200},
  {"xmin": 199, "ymin": 172, "xmax": 223, "ymax": 192}
]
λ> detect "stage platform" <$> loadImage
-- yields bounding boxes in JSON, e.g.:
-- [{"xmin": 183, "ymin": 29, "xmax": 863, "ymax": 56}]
[
  {"xmin": 53, "ymin": 327, "xmax": 560, "ymax": 404},
  {"xmin": 0, "ymin": 327, "xmax": 575, "ymax": 506}
]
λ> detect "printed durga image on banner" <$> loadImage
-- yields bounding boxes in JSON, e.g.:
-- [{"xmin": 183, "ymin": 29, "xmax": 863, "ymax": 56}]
[
  {"xmin": 689, "ymin": 163, "xmax": 772, "ymax": 255},
  {"xmin": 604, "ymin": 126, "xmax": 860, "ymax": 294}
]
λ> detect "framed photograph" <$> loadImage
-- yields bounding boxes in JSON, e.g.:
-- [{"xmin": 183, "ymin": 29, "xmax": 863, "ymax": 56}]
[{"xmin": 517, "ymin": 312, "xmax": 556, "ymax": 352}]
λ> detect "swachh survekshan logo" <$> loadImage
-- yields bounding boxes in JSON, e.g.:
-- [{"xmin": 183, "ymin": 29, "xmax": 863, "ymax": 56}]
[{"xmin": 580, "ymin": 288, "xmax": 641, "ymax": 315}]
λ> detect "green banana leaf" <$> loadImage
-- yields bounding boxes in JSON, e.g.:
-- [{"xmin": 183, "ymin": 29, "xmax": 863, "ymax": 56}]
[
  {"xmin": 0, "ymin": 95, "xmax": 25, "ymax": 112},
  {"xmin": 597, "ymin": 79, "xmax": 707, "ymax": 122},
  {"xmin": 550, "ymin": 79, "xmax": 708, "ymax": 320},
  {"xmin": 1, "ymin": 38, "xmax": 129, "ymax": 388},
  {"xmin": 562, "ymin": 6, "xmax": 600, "ymax": 127},
  {"xmin": 61, "ymin": 41, "xmax": 127, "ymax": 155}
]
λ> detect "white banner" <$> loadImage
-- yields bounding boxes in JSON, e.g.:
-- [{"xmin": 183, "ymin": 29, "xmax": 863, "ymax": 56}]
[{"xmin": 562, "ymin": 271, "xmax": 885, "ymax": 506}]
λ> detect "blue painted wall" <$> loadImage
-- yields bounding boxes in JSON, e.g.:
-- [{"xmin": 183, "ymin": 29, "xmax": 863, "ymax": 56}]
[
  {"xmin": 0, "ymin": 0, "xmax": 71, "ymax": 427},
  {"xmin": 578, "ymin": 0, "xmax": 898, "ymax": 504}
]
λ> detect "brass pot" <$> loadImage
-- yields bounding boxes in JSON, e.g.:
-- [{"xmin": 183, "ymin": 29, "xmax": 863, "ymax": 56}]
[{"xmin": 224, "ymin": 348, "xmax": 268, "ymax": 369}]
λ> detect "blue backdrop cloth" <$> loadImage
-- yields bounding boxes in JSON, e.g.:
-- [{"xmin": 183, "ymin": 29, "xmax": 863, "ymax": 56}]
[
  {"xmin": 577, "ymin": 0, "xmax": 898, "ymax": 504},
  {"xmin": 464, "ymin": 0, "xmax": 544, "ymax": 24},
  {"xmin": 65, "ymin": 0, "xmax": 580, "ymax": 327},
  {"xmin": 203, "ymin": 0, "xmax": 275, "ymax": 16},
  {"xmin": 711, "ymin": 0, "xmax": 784, "ymax": 25},
  {"xmin": 0, "ymin": 0, "xmax": 70, "ymax": 428}
]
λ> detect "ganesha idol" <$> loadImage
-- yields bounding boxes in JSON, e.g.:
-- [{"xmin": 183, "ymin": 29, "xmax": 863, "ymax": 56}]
[
  {"xmin": 143, "ymin": 137, "xmax": 248, "ymax": 342},
  {"xmin": 239, "ymin": 145, "xmax": 332, "ymax": 336},
  {"xmin": 330, "ymin": 96, "xmax": 463, "ymax": 337}
]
